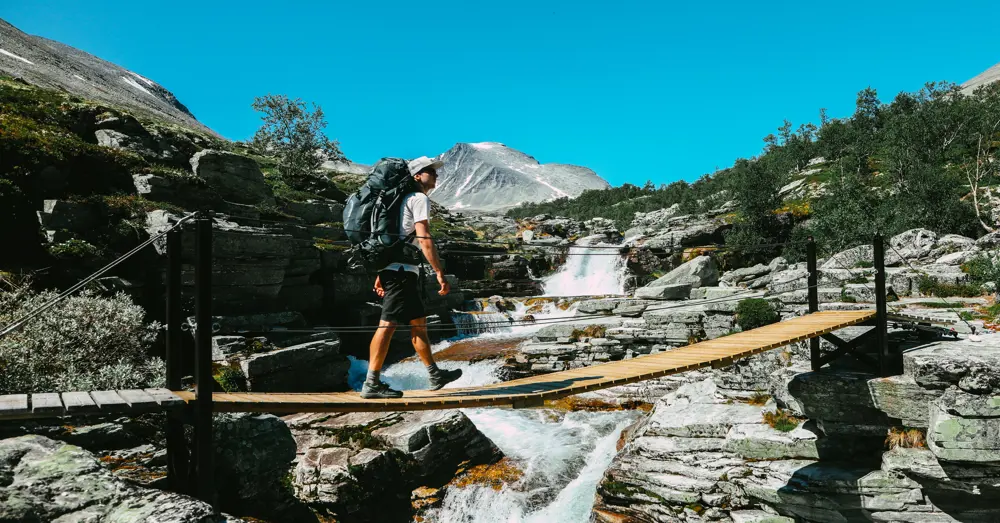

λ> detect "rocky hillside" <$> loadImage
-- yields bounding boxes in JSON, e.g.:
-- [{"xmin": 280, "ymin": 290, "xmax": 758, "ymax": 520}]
[
  {"xmin": 0, "ymin": 18, "xmax": 213, "ymax": 134},
  {"xmin": 430, "ymin": 142, "xmax": 609, "ymax": 212},
  {"xmin": 961, "ymin": 61, "xmax": 1000, "ymax": 94}
]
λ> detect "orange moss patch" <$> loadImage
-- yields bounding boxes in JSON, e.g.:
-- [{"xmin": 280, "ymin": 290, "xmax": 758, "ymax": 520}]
[
  {"xmin": 763, "ymin": 409, "xmax": 802, "ymax": 432},
  {"xmin": 746, "ymin": 390, "xmax": 771, "ymax": 406},
  {"xmin": 449, "ymin": 458, "xmax": 523, "ymax": 491},
  {"xmin": 774, "ymin": 200, "xmax": 811, "ymax": 218},
  {"xmin": 886, "ymin": 427, "xmax": 926, "ymax": 450},
  {"xmin": 682, "ymin": 246, "xmax": 717, "ymax": 262},
  {"xmin": 545, "ymin": 396, "xmax": 653, "ymax": 413}
]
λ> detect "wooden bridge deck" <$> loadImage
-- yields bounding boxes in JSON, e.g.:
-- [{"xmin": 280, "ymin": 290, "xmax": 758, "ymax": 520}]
[
  {"xmin": 185, "ymin": 309, "xmax": 876, "ymax": 413},
  {"xmin": 0, "ymin": 310, "xmax": 875, "ymax": 419}
]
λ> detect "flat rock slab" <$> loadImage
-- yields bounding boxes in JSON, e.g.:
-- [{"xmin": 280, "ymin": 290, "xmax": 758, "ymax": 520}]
[{"xmin": 903, "ymin": 340, "xmax": 1000, "ymax": 392}]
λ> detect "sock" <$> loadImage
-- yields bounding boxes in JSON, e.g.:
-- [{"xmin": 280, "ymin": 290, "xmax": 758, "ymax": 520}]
[
  {"xmin": 366, "ymin": 370, "xmax": 380, "ymax": 385},
  {"xmin": 426, "ymin": 362, "xmax": 440, "ymax": 376}
]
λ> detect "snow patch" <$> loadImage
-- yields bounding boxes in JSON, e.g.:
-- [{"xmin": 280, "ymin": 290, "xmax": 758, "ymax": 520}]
[
  {"xmin": 72, "ymin": 74, "xmax": 85, "ymax": 81},
  {"xmin": 128, "ymin": 71, "xmax": 157, "ymax": 87},
  {"xmin": 534, "ymin": 176, "xmax": 570, "ymax": 198},
  {"xmin": 452, "ymin": 201, "xmax": 468, "ymax": 209},
  {"xmin": 471, "ymin": 141, "xmax": 505, "ymax": 150},
  {"xmin": 0, "ymin": 48, "xmax": 33, "ymax": 65},
  {"xmin": 121, "ymin": 76, "xmax": 154, "ymax": 97},
  {"xmin": 455, "ymin": 172, "xmax": 475, "ymax": 198}
]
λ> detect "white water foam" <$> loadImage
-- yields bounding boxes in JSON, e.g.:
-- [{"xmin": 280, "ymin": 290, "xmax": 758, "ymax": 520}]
[
  {"xmin": 541, "ymin": 239, "xmax": 627, "ymax": 297},
  {"xmin": 429, "ymin": 409, "xmax": 637, "ymax": 522}
]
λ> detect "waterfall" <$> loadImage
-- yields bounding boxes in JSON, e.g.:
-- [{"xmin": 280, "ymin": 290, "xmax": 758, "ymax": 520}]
[
  {"xmin": 451, "ymin": 311, "xmax": 516, "ymax": 336},
  {"xmin": 541, "ymin": 238, "xmax": 627, "ymax": 297},
  {"xmin": 344, "ymin": 287, "xmax": 637, "ymax": 522}
]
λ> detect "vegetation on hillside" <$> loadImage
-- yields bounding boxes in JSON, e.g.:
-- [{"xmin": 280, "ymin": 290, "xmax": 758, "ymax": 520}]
[
  {"xmin": 508, "ymin": 81, "xmax": 1000, "ymax": 258},
  {"xmin": 0, "ymin": 276, "xmax": 163, "ymax": 394}
]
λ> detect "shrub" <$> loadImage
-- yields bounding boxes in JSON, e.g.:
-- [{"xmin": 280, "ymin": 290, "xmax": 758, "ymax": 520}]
[
  {"xmin": 0, "ymin": 284, "xmax": 162, "ymax": 394},
  {"xmin": 734, "ymin": 298, "xmax": 780, "ymax": 331},
  {"xmin": 763, "ymin": 409, "xmax": 802, "ymax": 432},
  {"xmin": 962, "ymin": 255, "xmax": 1000, "ymax": 291},
  {"xmin": 916, "ymin": 276, "xmax": 981, "ymax": 298},
  {"xmin": 747, "ymin": 390, "xmax": 771, "ymax": 406}
]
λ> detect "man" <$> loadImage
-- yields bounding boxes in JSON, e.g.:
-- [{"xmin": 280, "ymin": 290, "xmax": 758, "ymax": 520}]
[{"xmin": 360, "ymin": 156, "xmax": 463, "ymax": 399}]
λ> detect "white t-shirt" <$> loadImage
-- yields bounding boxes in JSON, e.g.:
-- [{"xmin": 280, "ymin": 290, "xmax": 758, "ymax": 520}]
[{"xmin": 382, "ymin": 192, "xmax": 430, "ymax": 274}]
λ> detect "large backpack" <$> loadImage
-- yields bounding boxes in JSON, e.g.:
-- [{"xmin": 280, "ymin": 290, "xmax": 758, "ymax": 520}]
[{"xmin": 342, "ymin": 157, "xmax": 422, "ymax": 271}]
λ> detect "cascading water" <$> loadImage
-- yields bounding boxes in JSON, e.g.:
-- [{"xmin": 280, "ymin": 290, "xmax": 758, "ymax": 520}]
[
  {"xmin": 344, "ymin": 238, "xmax": 642, "ymax": 522},
  {"xmin": 541, "ymin": 237, "xmax": 628, "ymax": 297}
]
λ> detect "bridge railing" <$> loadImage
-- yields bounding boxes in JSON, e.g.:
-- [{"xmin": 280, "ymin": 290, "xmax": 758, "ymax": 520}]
[{"xmin": 805, "ymin": 235, "xmax": 889, "ymax": 376}]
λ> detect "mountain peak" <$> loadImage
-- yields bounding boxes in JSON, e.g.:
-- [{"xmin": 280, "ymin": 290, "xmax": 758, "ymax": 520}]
[{"xmin": 429, "ymin": 142, "xmax": 609, "ymax": 212}]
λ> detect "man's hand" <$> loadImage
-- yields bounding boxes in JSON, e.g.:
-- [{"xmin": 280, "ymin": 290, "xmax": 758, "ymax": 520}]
[
  {"xmin": 436, "ymin": 271, "xmax": 450, "ymax": 296},
  {"xmin": 374, "ymin": 276, "xmax": 385, "ymax": 298}
]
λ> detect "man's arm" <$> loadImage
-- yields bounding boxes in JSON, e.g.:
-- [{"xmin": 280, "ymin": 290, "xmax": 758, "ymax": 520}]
[{"xmin": 413, "ymin": 220, "xmax": 449, "ymax": 296}]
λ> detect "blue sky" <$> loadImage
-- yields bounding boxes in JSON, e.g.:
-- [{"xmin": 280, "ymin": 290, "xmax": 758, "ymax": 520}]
[{"xmin": 3, "ymin": 1, "xmax": 999, "ymax": 187}]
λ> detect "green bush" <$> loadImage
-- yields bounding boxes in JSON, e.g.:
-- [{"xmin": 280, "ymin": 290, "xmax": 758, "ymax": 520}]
[
  {"xmin": 916, "ymin": 276, "xmax": 981, "ymax": 298},
  {"xmin": 0, "ymin": 283, "xmax": 163, "ymax": 394},
  {"xmin": 962, "ymin": 255, "xmax": 1000, "ymax": 291},
  {"xmin": 734, "ymin": 298, "xmax": 780, "ymax": 331}
]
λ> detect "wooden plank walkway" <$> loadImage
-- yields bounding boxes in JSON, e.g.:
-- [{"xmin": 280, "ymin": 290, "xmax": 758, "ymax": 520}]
[
  {"xmin": 0, "ymin": 388, "xmax": 185, "ymax": 421},
  {"xmin": 0, "ymin": 311, "xmax": 875, "ymax": 419},
  {"xmin": 167, "ymin": 309, "xmax": 874, "ymax": 413}
]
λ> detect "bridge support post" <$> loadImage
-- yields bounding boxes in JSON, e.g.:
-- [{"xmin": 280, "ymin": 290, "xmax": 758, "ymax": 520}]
[
  {"xmin": 807, "ymin": 236, "xmax": 820, "ymax": 371},
  {"xmin": 873, "ymin": 233, "xmax": 889, "ymax": 377},
  {"xmin": 193, "ymin": 212, "xmax": 216, "ymax": 509},
  {"xmin": 165, "ymin": 227, "xmax": 188, "ymax": 493}
]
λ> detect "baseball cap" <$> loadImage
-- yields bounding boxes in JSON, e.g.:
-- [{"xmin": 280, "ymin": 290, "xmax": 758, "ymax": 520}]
[{"xmin": 408, "ymin": 156, "xmax": 445, "ymax": 175}]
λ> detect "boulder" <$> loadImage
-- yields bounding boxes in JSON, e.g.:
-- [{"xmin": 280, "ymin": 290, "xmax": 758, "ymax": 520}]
[
  {"xmin": 635, "ymin": 282, "xmax": 692, "ymax": 300},
  {"xmin": 0, "ymin": 435, "xmax": 243, "ymax": 523},
  {"xmin": 647, "ymin": 255, "xmax": 719, "ymax": 289},
  {"xmin": 927, "ymin": 389, "xmax": 1000, "ymax": 463},
  {"xmin": 287, "ymin": 410, "xmax": 500, "ymax": 521},
  {"xmin": 821, "ymin": 244, "xmax": 873, "ymax": 270},
  {"xmin": 240, "ymin": 335, "xmax": 350, "ymax": 392},
  {"xmin": 903, "ymin": 342, "xmax": 1000, "ymax": 392},
  {"xmin": 868, "ymin": 375, "xmax": 943, "ymax": 427},
  {"xmin": 213, "ymin": 413, "xmax": 298, "ymax": 516},
  {"xmin": 36, "ymin": 199, "xmax": 99, "ymax": 231},
  {"xmin": 890, "ymin": 228, "xmax": 938, "ymax": 262},
  {"xmin": 191, "ymin": 149, "xmax": 275, "ymax": 205}
]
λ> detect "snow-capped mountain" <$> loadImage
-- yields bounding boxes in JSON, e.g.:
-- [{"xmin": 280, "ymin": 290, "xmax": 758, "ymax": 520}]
[
  {"xmin": 429, "ymin": 142, "xmax": 609, "ymax": 212},
  {"xmin": 0, "ymin": 18, "xmax": 213, "ymax": 134}
]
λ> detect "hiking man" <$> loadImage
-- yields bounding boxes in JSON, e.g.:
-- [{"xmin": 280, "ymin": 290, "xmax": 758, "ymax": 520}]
[{"xmin": 360, "ymin": 156, "xmax": 463, "ymax": 399}]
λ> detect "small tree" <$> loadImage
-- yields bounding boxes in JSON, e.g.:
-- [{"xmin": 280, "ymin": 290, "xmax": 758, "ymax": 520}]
[{"xmin": 250, "ymin": 94, "xmax": 345, "ymax": 179}]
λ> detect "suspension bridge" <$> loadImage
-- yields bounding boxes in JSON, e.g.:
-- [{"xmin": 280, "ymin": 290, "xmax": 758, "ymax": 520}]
[{"xmin": 0, "ymin": 210, "xmax": 944, "ymax": 507}]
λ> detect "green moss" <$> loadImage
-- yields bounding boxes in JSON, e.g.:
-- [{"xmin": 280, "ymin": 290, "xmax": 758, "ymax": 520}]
[
  {"xmin": 317, "ymin": 424, "xmax": 390, "ymax": 450},
  {"xmin": 214, "ymin": 365, "xmax": 247, "ymax": 393},
  {"xmin": 48, "ymin": 239, "xmax": 102, "ymax": 259}
]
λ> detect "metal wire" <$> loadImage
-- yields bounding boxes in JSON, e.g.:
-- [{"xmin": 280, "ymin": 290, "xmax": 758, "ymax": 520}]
[{"xmin": 0, "ymin": 212, "xmax": 199, "ymax": 339}]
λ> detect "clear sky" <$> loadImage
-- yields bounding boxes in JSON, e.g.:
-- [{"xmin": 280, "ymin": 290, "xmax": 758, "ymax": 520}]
[{"xmin": 3, "ymin": 1, "xmax": 999, "ymax": 187}]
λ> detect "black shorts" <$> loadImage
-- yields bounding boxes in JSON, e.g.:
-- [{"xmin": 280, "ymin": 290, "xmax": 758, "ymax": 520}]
[{"xmin": 379, "ymin": 268, "xmax": 425, "ymax": 324}]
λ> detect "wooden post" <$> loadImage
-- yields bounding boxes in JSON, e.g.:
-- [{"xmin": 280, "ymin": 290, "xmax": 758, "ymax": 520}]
[
  {"xmin": 165, "ymin": 227, "xmax": 188, "ymax": 493},
  {"xmin": 873, "ymin": 233, "xmax": 889, "ymax": 377},
  {"xmin": 807, "ymin": 236, "xmax": 821, "ymax": 371},
  {"xmin": 193, "ymin": 212, "xmax": 216, "ymax": 509}
]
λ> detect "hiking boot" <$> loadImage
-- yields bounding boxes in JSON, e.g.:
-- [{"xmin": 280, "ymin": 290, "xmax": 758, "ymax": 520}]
[
  {"xmin": 360, "ymin": 380, "xmax": 403, "ymax": 399},
  {"xmin": 428, "ymin": 368, "xmax": 463, "ymax": 391}
]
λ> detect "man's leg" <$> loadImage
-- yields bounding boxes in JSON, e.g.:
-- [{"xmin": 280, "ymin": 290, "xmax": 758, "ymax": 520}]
[
  {"xmin": 408, "ymin": 317, "xmax": 434, "ymax": 366},
  {"xmin": 368, "ymin": 320, "xmax": 397, "ymax": 376},
  {"xmin": 410, "ymin": 316, "xmax": 462, "ymax": 390}
]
